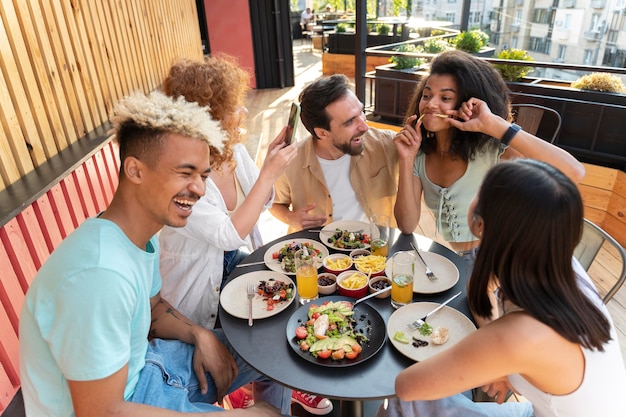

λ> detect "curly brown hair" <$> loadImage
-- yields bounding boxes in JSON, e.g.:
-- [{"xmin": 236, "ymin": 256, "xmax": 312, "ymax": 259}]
[{"xmin": 163, "ymin": 54, "xmax": 250, "ymax": 169}]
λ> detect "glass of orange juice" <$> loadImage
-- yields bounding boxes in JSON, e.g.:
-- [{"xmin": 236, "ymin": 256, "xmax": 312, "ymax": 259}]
[
  {"xmin": 370, "ymin": 214, "xmax": 390, "ymax": 257},
  {"xmin": 295, "ymin": 248, "xmax": 319, "ymax": 305},
  {"xmin": 391, "ymin": 251, "xmax": 415, "ymax": 309}
]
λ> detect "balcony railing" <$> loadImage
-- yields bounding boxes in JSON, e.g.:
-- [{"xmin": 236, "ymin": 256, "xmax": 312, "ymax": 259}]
[{"xmin": 583, "ymin": 30, "xmax": 602, "ymax": 41}]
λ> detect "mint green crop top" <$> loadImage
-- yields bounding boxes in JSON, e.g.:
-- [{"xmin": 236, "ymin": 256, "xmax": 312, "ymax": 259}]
[{"xmin": 413, "ymin": 141, "xmax": 507, "ymax": 243}]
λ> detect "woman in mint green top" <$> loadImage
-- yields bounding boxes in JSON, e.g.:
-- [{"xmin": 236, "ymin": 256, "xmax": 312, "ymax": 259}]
[{"xmin": 393, "ymin": 50, "xmax": 585, "ymax": 264}]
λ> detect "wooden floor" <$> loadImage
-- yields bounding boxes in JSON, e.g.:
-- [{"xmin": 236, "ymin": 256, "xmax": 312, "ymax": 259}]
[{"xmin": 243, "ymin": 43, "xmax": 626, "ymax": 416}]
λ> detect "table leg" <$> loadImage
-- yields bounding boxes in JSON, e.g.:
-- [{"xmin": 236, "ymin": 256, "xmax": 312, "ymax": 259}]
[{"xmin": 340, "ymin": 399, "xmax": 363, "ymax": 417}]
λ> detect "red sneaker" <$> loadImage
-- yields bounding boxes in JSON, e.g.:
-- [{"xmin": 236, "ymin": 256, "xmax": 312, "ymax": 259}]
[
  {"xmin": 224, "ymin": 387, "xmax": 254, "ymax": 409},
  {"xmin": 291, "ymin": 390, "xmax": 333, "ymax": 415}
]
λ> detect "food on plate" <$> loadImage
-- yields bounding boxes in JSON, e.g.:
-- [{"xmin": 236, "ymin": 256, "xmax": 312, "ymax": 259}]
[
  {"xmin": 325, "ymin": 256, "xmax": 352, "ymax": 271},
  {"xmin": 353, "ymin": 255, "xmax": 386, "ymax": 273},
  {"xmin": 327, "ymin": 229, "xmax": 370, "ymax": 249},
  {"xmin": 272, "ymin": 241, "xmax": 322, "ymax": 273},
  {"xmin": 257, "ymin": 278, "xmax": 294, "ymax": 310},
  {"xmin": 293, "ymin": 300, "xmax": 368, "ymax": 360},
  {"xmin": 430, "ymin": 326, "xmax": 450, "ymax": 345},
  {"xmin": 340, "ymin": 272, "xmax": 368, "ymax": 289},
  {"xmin": 417, "ymin": 322, "xmax": 433, "ymax": 336},
  {"xmin": 393, "ymin": 330, "xmax": 410, "ymax": 344},
  {"xmin": 412, "ymin": 337, "xmax": 429, "ymax": 348}
]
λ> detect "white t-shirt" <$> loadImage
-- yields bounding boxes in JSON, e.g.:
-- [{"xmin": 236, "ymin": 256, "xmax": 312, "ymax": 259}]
[{"xmin": 317, "ymin": 154, "xmax": 367, "ymax": 223}]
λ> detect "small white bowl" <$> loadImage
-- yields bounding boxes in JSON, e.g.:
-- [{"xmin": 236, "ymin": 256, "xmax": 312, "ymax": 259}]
[
  {"xmin": 318, "ymin": 273, "xmax": 337, "ymax": 295},
  {"xmin": 349, "ymin": 248, "xmax": 371, "ymax": 260},
  {"xmin": 368, "ymin": 276, "xmax": 392, "ymax": 299}
]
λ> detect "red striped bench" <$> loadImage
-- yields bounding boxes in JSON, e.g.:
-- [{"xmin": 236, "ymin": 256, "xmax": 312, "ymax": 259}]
[{"xmin": 0, "ymin": 124, "xmax": 119, "ymax": 416}]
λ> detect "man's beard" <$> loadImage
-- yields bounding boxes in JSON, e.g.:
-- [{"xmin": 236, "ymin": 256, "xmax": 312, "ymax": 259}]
[{"xmin": 334, "ymin": 136, "xmax": 364, "ymax": 156}]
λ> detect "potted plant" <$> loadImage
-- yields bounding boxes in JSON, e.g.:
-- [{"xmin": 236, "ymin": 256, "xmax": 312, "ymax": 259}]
[
  {"xmin": 493, "ymin": 48, "xmax": 534, "ymax": 82},
  {"xmin": 452, "ymin": 30, "xmax": 494, "ymax": 57},
  {"xmin": 571, "ymin": 72, "xmax": 625, "ymax": 93}
]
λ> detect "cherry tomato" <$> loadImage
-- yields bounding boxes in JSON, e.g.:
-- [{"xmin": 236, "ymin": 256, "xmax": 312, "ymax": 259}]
[
  {"xmin": 300, "ymin": 342, "xmax": 310, "ymax": 351},
  {"xmin": 317, "ymin": 349, "xmax": 332, "ymax": 359},
  {"xmin": 331, "ymin": 349, "xmax": 345, "ymax": 360},
  {"xmin": 267, "ymin": 304, "xmax": 274, "ymax": 311},
  {"xmin": 279, "ymin": 289, "xmax": 287, "ymax": 299},
  {"xmin": 345, "ymin": 350, "xmax": 358, "ymax": 360},
  {"xmin": 351, "ymin": 344, "xmax": 362, "ymax": 354},
  {"xmin": 295, "ymin": 326, "xmax": 308, "ymax": 339},
  {"xmin": 272, "ymin": 252, "xmax": 279, "ymax": 259},
  {"xmin": 311, "ymin": 312, "xmax": 321, "ymax": 320}
]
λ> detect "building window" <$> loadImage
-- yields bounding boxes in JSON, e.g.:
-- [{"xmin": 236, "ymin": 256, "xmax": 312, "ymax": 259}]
[
  {"xmin": 445, "ymin": 12, "xmax": 455, "ymax": 23},
  {"xmin": 532, "ymin": 9, "xmax": 552, "ymax": 24},
  {"xmin": 515, "ymin": 10, "xmax": 522, "ymax": 25},
  {"xmin": 583, "ymin": 49, "xmax": 593, "ymax": 64},
  {"xmin": 512, "ymin": 37, "xmax": 518, "ymax": 48},
  {"xmin": 529, "ymin": 37, "xmax": 551, "ymax": 54},
  {"xmin": 558, "ymin": 45, "xmax": 566, "ymax": 61},
  {"xmin": 564, "ymin": 14, "xmax": 571, "ymax": 29}
]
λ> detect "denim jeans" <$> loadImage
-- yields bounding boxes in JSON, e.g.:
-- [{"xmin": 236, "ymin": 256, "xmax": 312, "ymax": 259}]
[
  {"xmin": 222, "ymin": 249, "xmax": 250, "ymax": 289},
  {"xmin": 377, "ymin": 395, "xmax": 534, "ymax": 417},
  {"xmin": 130, "ymin": 330, "xmax": 291, "ymax": 414}
]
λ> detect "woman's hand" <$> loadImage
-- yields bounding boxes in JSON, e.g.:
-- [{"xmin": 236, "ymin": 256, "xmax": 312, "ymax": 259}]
[
  {"xmin": 260, "ymin": 126, "xmax": 298, "ymax": 180},
  {"xmin": 447, "ymin": 98, "xmax": 497, "ymax": 134},
  {"xmin": 394, "ymin": 114, "xmax": 422, "ymax": 160}
]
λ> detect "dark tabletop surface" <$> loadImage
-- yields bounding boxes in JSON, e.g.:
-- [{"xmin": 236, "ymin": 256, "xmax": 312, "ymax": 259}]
[{"xmin": 219, "ymin": 229, "xmax": 472, "ymax": 401}]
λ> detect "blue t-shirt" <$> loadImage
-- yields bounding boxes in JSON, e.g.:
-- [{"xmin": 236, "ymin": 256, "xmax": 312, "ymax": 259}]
[{"xmin": 19, "ymin": 218, "xmax": 161, "ymax": 417}]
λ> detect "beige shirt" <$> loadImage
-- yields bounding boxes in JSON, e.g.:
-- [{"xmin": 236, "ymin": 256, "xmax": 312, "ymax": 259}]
[{"xmin": 274, "ymin": 127, "xmax": 399, "ymax": 233}]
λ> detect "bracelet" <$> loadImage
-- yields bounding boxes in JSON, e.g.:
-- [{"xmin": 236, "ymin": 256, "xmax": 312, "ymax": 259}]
[{"xmin": 500, "ymin": 123, "xmax": 521, "ymax": 146}]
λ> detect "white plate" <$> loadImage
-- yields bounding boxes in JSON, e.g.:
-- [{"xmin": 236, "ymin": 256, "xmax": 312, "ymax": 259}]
[
  {"xmin": 263, "ymin": 239, "xmax": 329, "ymax": 275},
  {"xmin": 220, "ymin": 271, "xmax": 296, "ymax": 319},
  {"xmin": 387, "ymin": 302, "xmax": 476, "ymax": 362},
  {"xmin": 385, "ymin": 251, "xmax": 459, "ymax": 294},
  {"xmin": 319, "ymin": 220, "xmax": 379, "ymax": 252}
]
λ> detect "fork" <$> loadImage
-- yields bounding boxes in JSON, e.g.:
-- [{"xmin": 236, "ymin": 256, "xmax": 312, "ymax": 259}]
[
  {"xmin": 410, "ymin": 242, "xmax": 437, "ymax": 281},
  {"xmin": 408, "ymin": 291, "xmax": 462, "ymax": 330},
  {"xmin": 247, "ymin": 283, "xmax": 255, "ymax": 326}
]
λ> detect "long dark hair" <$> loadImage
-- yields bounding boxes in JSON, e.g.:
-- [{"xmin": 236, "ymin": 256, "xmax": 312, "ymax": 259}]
[
  {"xmin": 468, "ymin": 159, "xmax": 611, "ymax": 350},
  {"xmin": 405, "ymin": 50, "xmax": 512, "ymax": 161}
]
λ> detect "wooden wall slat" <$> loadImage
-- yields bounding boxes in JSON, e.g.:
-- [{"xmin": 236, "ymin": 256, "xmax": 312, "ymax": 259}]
[
  {"xmin": 15, "ymin": 208, "xmax": 50, "ymax": 271},
  {"xmin": 32, "ymin": 194, "xmax": 64, "ymax": 253},
  {"xmin": 24, "ymin": 0, "xmax": 78, "ymax": 146},
  {"xmin": 130, "ymin": 1, "xmax": 155, "ymax": 89},
  {"xmin": 70, "ymin": 166, "xmax": 97, "ymax": 219},
  {"xmin": 62, "ymin": 0, "xmax": 107, "ymax": 126},
  {"xmin": 0, "ymin": 218, "xmax": 37, "ymax": 291},
  {"xmin": 82, "ymin": 158, "xmax": 106, "ymax": 213},
  {"xmin": 93, "ymin": 151, "xmax": 114, "ymax": 205},
  {"xmin": 0, "ymin": 305, "xmax": 20, "ymax": 388},
  {"xmin": 60, "ymin": 174, "xmax": 87, "ymax": 228},
  {"xmin": 0, "ymin": 0, "xmax": 58, "ymax": 160},
  {"xmin": 46, "ymin": 184, "xmax": 77, "ymax": 239},
  {"xmin": 38, "ymin": 0, "xmax": 87, "ymax": 139},
  {"xmin": 101, "ymin": 141, "xmax": 120, "ymax": 194},
  {"xmin": 12, "ymin": 0, "xmax": 71, "ymax": 152},
  {"xmin": 0, "ymin": 244, "xmax": 24, "ymax": 334},
  {"xmin": 0, "ymin": 357, "xmax": 17, "ymax": 411}
]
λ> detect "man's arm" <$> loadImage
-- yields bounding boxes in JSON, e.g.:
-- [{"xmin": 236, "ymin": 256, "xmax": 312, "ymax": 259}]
[{"xmin": 149, "ymin": 294, "xmax": 238, "ymax": 399}]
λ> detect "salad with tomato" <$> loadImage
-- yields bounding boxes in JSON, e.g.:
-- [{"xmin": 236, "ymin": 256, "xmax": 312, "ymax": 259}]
[
  {"xmin": 327, "ymin": 229, "xmax": 370, "ymax": 249},
  {"xmin": 272, "ymin": 241, "xmax": 323, "ymax": 273},
  {"xmin": 294, "ymin": 300, "xmax": 367, "ymax": 360},
  {"xmin": 257, "ymin": 278, "xmax": 294, "ymax": 311}
]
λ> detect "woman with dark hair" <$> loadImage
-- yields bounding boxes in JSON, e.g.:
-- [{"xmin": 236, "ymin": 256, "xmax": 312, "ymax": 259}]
[
  {"xmin": 393, "ymin": 50, "xmax": 585, "ymax": 265},
  {"xmin": 378, "ymin": 159, "xmax": 626, "ymax": 417}
]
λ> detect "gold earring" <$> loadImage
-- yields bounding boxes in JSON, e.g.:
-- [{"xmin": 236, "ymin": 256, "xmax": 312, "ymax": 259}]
[{"xmin": 426, "ymin": 131, "xmax": 434, "ymax": 138}]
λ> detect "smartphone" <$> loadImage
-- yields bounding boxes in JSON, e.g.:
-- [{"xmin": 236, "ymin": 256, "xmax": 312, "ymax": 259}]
[{"xmin": 285, "ymin": 103, "xmax": 301, "ymax": 145}]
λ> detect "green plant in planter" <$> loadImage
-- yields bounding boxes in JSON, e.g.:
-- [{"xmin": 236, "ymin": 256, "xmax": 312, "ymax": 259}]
[
  {"xmin": 452, "ymin": 30, "xmax": 486, "ymax": 53},
  {"xmin": 336, "ymin": 23, "xmax": 347, "ymax": 33},
  {"xmin": 493, "ymin": 49, "xmax": 535, "ymax": 82},
  {"xmin": 377, "ymin": 24, "xmax": 390, "ymax": 35},
  {"xmin": 422, "ymin": 38, "xmax": 450, "ymax": 53},
  {"xmin": 389, "ymin": 44, "xmax": 423, "ymax": 70},
  {"xmin": 571, "ymin": 72, "xmax": 625, "ymax": 93}
]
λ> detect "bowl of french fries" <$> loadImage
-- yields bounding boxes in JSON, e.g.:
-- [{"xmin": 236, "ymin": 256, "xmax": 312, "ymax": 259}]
[
  {"xmin": 353, "ymin": 254, "xmax": 387, "ymax": 277},
  {"xmin": 322, "ymin": 254, "xmax": 354, "ymax": 274},
  {"xmin": 336, "ymin": 271, "xmax": 369, "ymax": 298}
]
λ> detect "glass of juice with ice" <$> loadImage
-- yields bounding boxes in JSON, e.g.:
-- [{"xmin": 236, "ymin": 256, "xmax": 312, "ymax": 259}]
[
  {"xmin": 295, "ymin": 248, "xmax": 319, "ymax": 305},
  {"xmin": 369, "ymin": 214, "xmax": 389, "ymax": 257},
  {"xmin": 391, "ymin": 251, "xmax": 415, "ymax": 309}
]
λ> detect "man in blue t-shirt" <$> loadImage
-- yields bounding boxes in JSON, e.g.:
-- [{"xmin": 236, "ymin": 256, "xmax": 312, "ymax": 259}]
[{"xmin": 19, "ymin": 91, "xmax": 289, "ymax": 417}]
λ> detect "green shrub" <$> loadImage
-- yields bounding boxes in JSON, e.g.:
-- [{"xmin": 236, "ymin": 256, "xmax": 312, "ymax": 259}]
[
  {"xmin": 453, "ymin": 30, "xmax": 486, "ymax": 53},
  {"xmin": 377, "ymin": 24, "xmax": 390, "ymax": 35},
  {"xmin": 422, "ymin": 38, "xmax": 450, "ymax": 53},
  {"xmin": 493, "ymin": 49, "xmax": 535, "ymax": 82},
  {"xmin": 571, "ymin": 72, "xmax": 625, "ymax": 93},
  {"xmin": 336, "ymin": 23, "xmax": 347, "ymax": 33},
  {"xmin": 390, "ymin": 44, "xmax": 423, "ymax": 70}
]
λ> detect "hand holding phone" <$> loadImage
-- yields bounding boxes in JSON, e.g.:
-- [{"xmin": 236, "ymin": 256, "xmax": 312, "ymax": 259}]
[{"xmin": 285, "ymin": 103, "xmax": 301, "ymax": 145}]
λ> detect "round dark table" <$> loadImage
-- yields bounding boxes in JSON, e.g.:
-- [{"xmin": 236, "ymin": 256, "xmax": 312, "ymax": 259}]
[{"xmin": 220, "ymin": 230, "xmax": 472, "ymax": 417}]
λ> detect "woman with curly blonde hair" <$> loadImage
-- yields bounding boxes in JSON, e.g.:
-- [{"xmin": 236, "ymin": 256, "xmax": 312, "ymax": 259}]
[{"xmin": 158, "ymin": 54, "xmax": 296, "ymax": 328}]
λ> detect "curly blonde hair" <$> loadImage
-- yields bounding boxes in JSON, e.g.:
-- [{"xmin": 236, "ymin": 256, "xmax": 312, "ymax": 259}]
[{"xmin": 163, "ymin": 54, "xmax": 250, "ymax": 169}]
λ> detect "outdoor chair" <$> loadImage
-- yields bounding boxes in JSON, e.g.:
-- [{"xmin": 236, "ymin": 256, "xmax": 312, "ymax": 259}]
[
  {"xmin": 574, "ymin": 218, "xmax": 626, "ymax": 303},
  {"xmin": 511, "ymin": 103, "xmax": 562, "ymax": 144}
]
